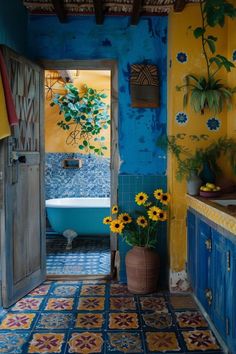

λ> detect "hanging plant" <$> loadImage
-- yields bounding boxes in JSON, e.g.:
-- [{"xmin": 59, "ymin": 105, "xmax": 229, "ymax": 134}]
[
  {"xmin": 177, "ymin": 0, "xmax": 236, "ymax": 114},
  {"xmin": 51, "ymin": 84, "xmax": 110, "ymax": 156}
]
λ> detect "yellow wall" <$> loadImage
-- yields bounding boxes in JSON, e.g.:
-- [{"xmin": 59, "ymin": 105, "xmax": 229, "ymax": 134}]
[
  {"xmin": 45, "ymin": 70, "xmax": 111, "ymax": 157},
  {"xmin": 168, "ymin": 4, "xmax": 236, "ymax": 279}
]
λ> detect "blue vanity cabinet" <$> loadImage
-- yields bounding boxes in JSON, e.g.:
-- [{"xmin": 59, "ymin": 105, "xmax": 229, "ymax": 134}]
[
  {"xmin": 210, "ymin": 229, "xmax": 227, "ymax": 340},
  {"xmin": 187, "ymin": 210, "xmax": 197, "ymax": 291},
  {"xmin": 226, "ymin": 238, "xmax": 236, "ymax": 353},
  {"xmin": 196, "ymin": 218, "xmax": 212, "ymax": 314},
  {"xmin": 187, "ymin": 209, "xmax": 236, "ymax": 353}
]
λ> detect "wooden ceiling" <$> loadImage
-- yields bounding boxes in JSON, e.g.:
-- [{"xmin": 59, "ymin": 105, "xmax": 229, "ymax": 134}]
[{"xmin": 23, "ymin": 0, "xmax": 198, "ymax": 24}]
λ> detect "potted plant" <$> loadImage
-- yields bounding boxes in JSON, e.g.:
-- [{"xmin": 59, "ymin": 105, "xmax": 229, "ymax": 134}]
[
  {"xmin": 103, "ymin": 188, "xmax": 170, "ymax": 294},
  {"xmin": 177, "ymin": 0, "xmax": 236, "ymax": 114},
  {"xmin": 51, "ymin": 83, "xmax": 110, "ymax": 155},
  {"xmin": 158, "ymin": 134, "xmax": 236, "ymax": 195}
]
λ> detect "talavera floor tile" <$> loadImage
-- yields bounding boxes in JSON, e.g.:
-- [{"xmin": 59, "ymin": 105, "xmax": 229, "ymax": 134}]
[{"xmin": 0, "ymin": 280, "xmax": 225, "ymax": 354}]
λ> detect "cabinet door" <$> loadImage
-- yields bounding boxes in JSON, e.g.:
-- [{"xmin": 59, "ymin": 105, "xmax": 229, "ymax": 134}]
[
  {"xmin": 211, "ymin": 229, "xmax": 227, "ymax": 339},
  {"xmin": 187, "ymin": 211, "xmax": 196, "ymax": 290},
  {"xmin": 226, "ymin": 238, "xmax": 236, "ymax": 352},
  {"xmin": 196, "ymin": 219, "xmax": 212, "ymax": 313}
]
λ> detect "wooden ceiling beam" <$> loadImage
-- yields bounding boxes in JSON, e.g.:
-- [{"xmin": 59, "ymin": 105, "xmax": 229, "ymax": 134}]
[
  {"xmin": 51, "ymin": 0, "xmax": 67, "ymax": 22},
  {"xmin": 93, "ymin": 0, "xmax": 104, "ymax": 25},
  {"xmin": 131, "ymin": 0, "xmax": 143, "ymax": 25},
  {"xmin": 174, "ymin": 0, "xmax": 186, "ymax": 12}
]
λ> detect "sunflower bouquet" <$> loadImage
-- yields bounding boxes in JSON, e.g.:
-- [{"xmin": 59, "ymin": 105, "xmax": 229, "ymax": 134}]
[{"xmin": 103, "ymin": 189, "xmax": 170, "ymax": 248}]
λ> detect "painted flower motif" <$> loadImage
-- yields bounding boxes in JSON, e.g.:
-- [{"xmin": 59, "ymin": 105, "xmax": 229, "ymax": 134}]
[
  {"xmin": 108, "ymin": 332, "xmax": 143, "ymax": 353},
  {"xmin": 0, "ymin": 333, "xmax": 28, "ymax": 353},
  {"xmin": 233, "ymin": 50, "xmax": 236, "ymax": 61},
  {"xmin": 112, "ymin": 205, "xmax": 118, "ymax": 214},
  {"xmin": 81, "ymin": 285, "xmax": 105, "ymax": 296},
  {"xmin": 53, "ymin": 285, "xmax": 76, "ymax": 297},
  {"xmin": 36, "ymin": 313, "xmax": 73, "ymax": 330},
  {"xmin": 176, "ymin": 311, "xmax": 208, "ymax": 328},
  {"xmin": 45, "ymin": 298, "xmax": 74, "ymax": 311},
  {"xmin": 118, "ymin": 213, "xmax": 132, "ymax": 224},
  {"xmin": 0, "ymin": 314, "xmax": 35, "ymax": 330},
  {"xmin": 160, "ymin": 193, "xmax": 171, "ymax": 205},
  {"xmin": 68, "ymin": 332, "xmax": 103, "ymax": 354},
  {"xmin": 206, "ymin": 117, "xmax": 221, "ymax": 131},
  {"xmin": 11, "ymin": 298, "xmax": 42, "ymax": 311},
  {"xmin": 109, "ymin": 313, "xmax": 139, "ymax": 329},
  {"xmin": 28, "ymin": 333, "xmax": 64, "ymax": 353},
  {"xmin": 103, "ymin": 216, "xmax": 112, "ymax": 224},
  {"xmin": 176, "ymin": 52, "xmax": 188, "ymax": 63},
  {"xmin": 176, "ymin": 112, "xmax": 188, "ymax": 125},
  {"xmin": 182, "ymin": 330, "xmax": 220, "ymax": 351},
  {"xmin": 140, "ymin": 297, "xmax": 168, "ymax": 312},
  {"xmin": 135, "ymin": 192, "xmax": 148, "ymax": 206},
  {"xmin": 110, "ymin": 284, "xmax": 130, "ymax": 296},
  {"xmin": 136, "ymin": 216, "xmax": 148, "ymax": 228},
  {"xmin": 75, "ymin": 314, "xmax": 104, "ymax": 329},
  {"xmin": 147, "ymin": 206, "xmax": 161, "ymax": 221},
  {"xmin": 154, "ymin": 189, "xmax": 163, "ymax": 200},
  {"xmin": 110, "ymin": 219, "xmax": 124, "ymax": 234}
]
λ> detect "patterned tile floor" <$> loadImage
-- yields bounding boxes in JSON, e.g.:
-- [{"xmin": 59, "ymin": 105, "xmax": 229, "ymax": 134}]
[
  {"xmin": 46, "ymin": 235, "xmax": 111, "ymax": 275},
  {"xmin": 0, "ymin": 280, "xmax": 225, "ymax": 353}
]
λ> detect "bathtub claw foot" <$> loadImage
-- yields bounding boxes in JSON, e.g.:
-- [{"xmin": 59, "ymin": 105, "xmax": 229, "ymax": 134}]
[{"xmin": 62, "ymin": 229, "xmax": 78, "ymax": 250}]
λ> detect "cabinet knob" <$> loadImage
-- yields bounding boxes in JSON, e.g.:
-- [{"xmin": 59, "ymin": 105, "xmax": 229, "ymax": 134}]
[
  {"xmin": 205, "ymin": 288, "xmax": 213, "ymax": 306},
  {"xmin": 205, "ymin": 238, "xmax": 212, "ymax": 251}
]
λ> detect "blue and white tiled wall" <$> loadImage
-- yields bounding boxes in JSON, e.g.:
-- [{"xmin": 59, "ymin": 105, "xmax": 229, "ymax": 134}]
[{"xmin": 45, "ymin": 153, "xmax": 110, "ymax": 200}]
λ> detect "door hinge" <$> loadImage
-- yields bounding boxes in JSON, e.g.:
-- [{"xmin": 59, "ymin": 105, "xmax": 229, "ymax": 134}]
[
  {"xmin": 226, "ymin": 317, "xmax": 230, "ymax": 336},
  {"xmin": 227, "ymin": 251, "xmax": 231, "ymax": 272},
  {"xmin": 205, "ymin": 238, "xmax": 212, "ymax": 252}
]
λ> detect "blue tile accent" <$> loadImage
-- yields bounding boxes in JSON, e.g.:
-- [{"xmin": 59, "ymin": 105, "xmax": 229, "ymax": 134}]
[{"xmin": 45, "ymin": 153, "xmax": 110, "ymax": 199}]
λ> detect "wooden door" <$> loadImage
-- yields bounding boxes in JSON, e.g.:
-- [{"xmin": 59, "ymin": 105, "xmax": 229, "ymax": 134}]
[
  {"xmin": 0, "ymin": 46, "xmax": 45, "ymax": 308},
  {"xmin": 187, "ymin": 210, "xmax": 196, "ymax": 291}
]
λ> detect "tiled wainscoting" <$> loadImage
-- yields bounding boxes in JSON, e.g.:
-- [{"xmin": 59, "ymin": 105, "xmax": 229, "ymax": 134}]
[
  {"xmin": 45, "ymin": 153, "xmax": 110, "ymax": 200},
  {"xmin": 0, "ymin": 280, "xmax": 223, "ymax": 353}
]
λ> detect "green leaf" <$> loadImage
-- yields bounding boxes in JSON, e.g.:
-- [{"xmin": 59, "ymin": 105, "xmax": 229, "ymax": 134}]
[
  {"xmin": 206, "ymin": 39, "xmax": 216, "ymax": 53},
  {"xmin": 83, "ymin": 140, "xmax": 88, "ymax": 147},
  {"xmin": 193, "ymin": 27, "xmax": 205, "ymax": 38},
  {"xmin": 89, "ymin": 145, "xmax": 95, "ymax": 149},
  {"xmin": 79, "ymin": 145, "xmax": 84, "ymax": 150}
]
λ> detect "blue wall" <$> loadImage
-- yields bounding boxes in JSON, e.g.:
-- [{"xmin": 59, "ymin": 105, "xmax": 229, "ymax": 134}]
[
  {"xmin": 45, "ymin": 153, "xmax": 110, "ymax": 200},
  {"xmin": 0, "ymin": 0, "xmax": 28, "ymax": 53},
  {"xmin": 28, "ymin": 15, "xmax": 167, "ymax": 175},
  {"xmin": 28, "ymin": 15, "xmax": 168, "ymax": 283}
]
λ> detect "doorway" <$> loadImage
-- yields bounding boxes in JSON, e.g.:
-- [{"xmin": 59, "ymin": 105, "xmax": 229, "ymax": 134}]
[{"xmin": 42, "ymin": 60, "xmax": 119, "ymax": 280}]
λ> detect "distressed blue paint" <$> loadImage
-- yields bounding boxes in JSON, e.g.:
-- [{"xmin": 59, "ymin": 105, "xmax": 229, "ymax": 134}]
[
  {"xmin": 28, "ymin": 15, "xmax": 167, "ymax": 175},
  {"xmin": 28, "ymin": 15, "xmax": 168, "ymax": 283},
  {"xmin": 0, "ymin": 0, "xmax": 28, "ymax": 54}
]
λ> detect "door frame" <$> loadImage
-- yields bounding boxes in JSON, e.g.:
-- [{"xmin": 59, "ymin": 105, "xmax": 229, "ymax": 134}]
[{"xmin": 41, "ymin": 59, "xmax": 119, "ymax": 270}]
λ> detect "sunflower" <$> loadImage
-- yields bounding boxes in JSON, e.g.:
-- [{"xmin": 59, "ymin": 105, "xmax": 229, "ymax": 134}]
[
  {"xmin": 160, "ymin": 193, "xmax": 171, "ymax": 205},
  {"xmin": 157, "ymin": 210, "xmax": 167, "ymax": 221},
  {"xmin": 147, "ymin": 206, "xmax": 161, "ymax": 221},
  {"xmin": 135, "ymin": 192, "xmax": 148, "ymax": 206},
  {"xmin": 103, "ymin": 216, "xmax": 112, "ymax": 225},
  {"xmin": 110, "ymin": 219, "xmax": 125, "ymax": 234},
  {"xmin": 118, "ymin": 213, "xmax": 132, "ymax": 224},
  {"xmin": 154, "ymin": 188, "xmax": 163, "ymax": 200},
  {"xmin": 112, "ymin": 205, "xmax": 119, "ymax": 214},
  {"xmin": 136, "ymin": 216, "xmax": 148, "ymax": 228}
]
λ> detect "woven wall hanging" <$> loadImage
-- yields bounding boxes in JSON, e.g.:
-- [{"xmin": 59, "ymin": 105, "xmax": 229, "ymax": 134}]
[{"xmin": 130, "ymin": 64, "xmax": 160, "ymax": 108}]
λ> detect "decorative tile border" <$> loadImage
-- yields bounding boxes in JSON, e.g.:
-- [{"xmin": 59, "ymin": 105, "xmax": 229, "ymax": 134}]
[{"xmin": 186, "ymin": 195, "xmax": 236, "ymax": 235}]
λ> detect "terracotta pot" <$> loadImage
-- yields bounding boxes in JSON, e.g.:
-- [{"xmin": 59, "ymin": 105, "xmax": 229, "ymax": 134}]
[{"xmin": 125, "ymin": 246, "xmax": 160, "ymax": 294}]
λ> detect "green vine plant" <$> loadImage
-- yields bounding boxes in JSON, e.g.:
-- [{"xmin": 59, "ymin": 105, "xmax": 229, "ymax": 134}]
[
  {"xmin": 51, "ymin": 84, "xmax": 110, "ymax": 156},
  {"xmin": 177, "ymin": 0, "xmax": 236, "ymax": 114},
  {"xmin": 157, "ymin": 134, "xmax": 236, "ymax": 181}
]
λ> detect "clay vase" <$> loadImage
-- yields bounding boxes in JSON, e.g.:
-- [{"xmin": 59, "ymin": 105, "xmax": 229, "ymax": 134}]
[
  {"xmin": 125, "ymin": 246, "xmax": 160, "ymax": 294},
  {"xmin": 187, "ymin": 170, "xmax": 202, "ymax": 196}
]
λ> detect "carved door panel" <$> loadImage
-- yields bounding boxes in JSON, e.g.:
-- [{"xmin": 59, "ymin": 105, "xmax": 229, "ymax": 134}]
[{"xmin": 0, "ymin": 46, "xmax": 45, "ymax": 307}]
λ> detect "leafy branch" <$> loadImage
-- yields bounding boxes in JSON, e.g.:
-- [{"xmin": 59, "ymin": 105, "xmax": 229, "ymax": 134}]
[{"xmin": 51, "ymin": 84, "xmax": 110, "ymax": 156}]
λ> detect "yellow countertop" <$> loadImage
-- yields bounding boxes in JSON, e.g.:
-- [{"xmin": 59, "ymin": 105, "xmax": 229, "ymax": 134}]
[{"xmin": 186, "ymin": 194, "xmax": 236, "ymax": 235}]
